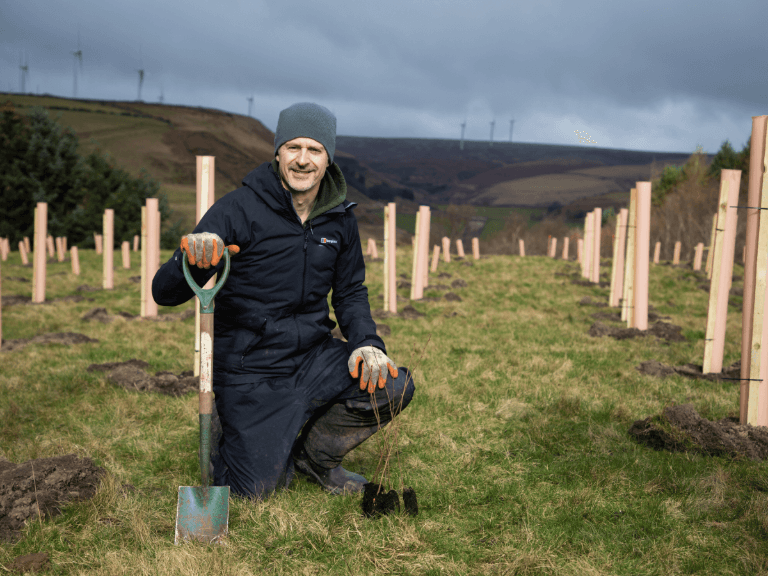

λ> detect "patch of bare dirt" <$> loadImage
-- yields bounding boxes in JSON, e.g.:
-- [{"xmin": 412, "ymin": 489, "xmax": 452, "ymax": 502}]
[
  {"xmin": 637, "ymin": 360, "xmax": 741, "ymax": 382},
  {"xmin": 1, "ymin": 333, "xmax": 100, "ymax": 353},
  {"xmin": 451, "ymin": 279, "xmax": 467, "ymax": 289},
  {"xmin": 6, "ymin": 551, "xmax": 49, "ymax": 573},
  {"xmin": 2, "ymin": 294, "xmax": 94, "ymax": 307},
  {"xmin": 400, "ymin": 305, "xmax": 425, "ymax": 319},
  {"xmin": 437, "ymin": 272, "xmax": 452, "ymax": 278},
  {"xmin": 0, "ymin": 454, "xmax": 105, "ymax": 542},
  {"xmin": 588, "ymin": 321, "xmax": 685, "ymax": 342},
  {"xmin": 579, "ymin": 296, "xmax": 607, "ymax": 308},
  {"xmin": 444, "ymin": 292, "xmax": 462, "ymax": 302},
  {"xmin": 629, "ymin": 404, "xmax": 768, "ymax": 460},
  {"xmin": 590, "ymin": 308, "xmax": 671, "ymax": 323},
  {"xmin": 81, "ymin": 307, "xmax": 138, "ymax": 323},
  {"xmin": 86, "ymin": 359, "xmax": 198, "ymax": 396},
  {"xmin": 76, "ymin": 285, "xmax": 101, "ymax": 292},
  {"xmin": 428, "ymin": 284, "xmax": 450, "ymax": 291}
]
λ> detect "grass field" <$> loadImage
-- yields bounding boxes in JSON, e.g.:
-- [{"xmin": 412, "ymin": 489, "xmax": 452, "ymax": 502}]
[{"xmin": 1, "ymin": 246, "xmax": 766, "ymax": 575}]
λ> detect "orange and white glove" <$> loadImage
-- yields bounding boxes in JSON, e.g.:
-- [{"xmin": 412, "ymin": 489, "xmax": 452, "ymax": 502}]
[
  {"xmin": 180, "ymin": 232, "xmax": 240, "ymax": 268},
  {"xmin": 348, "ymin": 346, "xmax": 399, "ymax": 394}
]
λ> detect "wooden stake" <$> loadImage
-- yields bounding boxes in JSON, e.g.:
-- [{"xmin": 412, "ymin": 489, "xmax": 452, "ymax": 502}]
[
  {"xmin": 32, "ymin": 202, "xmax": 47, "ymax": 303},
  {"xmin": 551, "ymin": 237, "xmax": 558, "ymax": 259},
  {"xmin": 421, "ymin": 207, "xmax": 431, "ymax": 289},
  {"xmin": 71, "ymin": 246, "xmax": 80, "ymax": 275},
  {"xmin": 562, "ymin": 237, "xmax": 569, "ymax": 260},
  {"xmin": 23, "ymin": 236, "xmax": 30, "ymax": 254},
  {"xmin": 134, "ymin": 235, "xmax": 139, "ymax": 252},
  {"xmin": 622, "ymin": 189, "xmax": 637, "ymax": 325},
  {"xmin": 519, "ymin": 239, "xmax": 525, "ymax": 257},
  {"xmin": 140, "ymin": 206, "xmax": 147, "ymax": 317},
  {"xmin": 672, "ymin": 241, "xmax": 681, "ymax": 265},
  {"xmin": 591, "ymin": 208, "xmax": 602, "ymax": 284},
  {"xmin": 442, "ymin": 237, "xmax": 451, "ymax": 263},
  {"xmin": 609, "ymin": 210, "xmax": 623, "ymax": 307},
  {"xmin": 18, "ymin": 241, "xmax": 28, "ymax": 265},
  {"xmin": 456, "ymin": 239, "xmax": 465, "ymax": 258},
  {"xmin": 55, "ymin": 237, "xmax": 64, "ymax": 262},
  {"xmin": 386, "ymin": 203, "xmax": 397, "ymax": 314},
  {"xmin": 634, "ymin": 183, "xmax": 652, "ymax": 330},
  {"xmin": 410, "ymin": 209, "xmax": 422, "ymax": 300},
  {"xmin": 693, "ymin": 243, "xmax": 704, "ymax": 271},
  {"xmin": 95, "ymin": 234, "xmax": 103, "ymax": 255},
  {"xmin": 103, "ymin": 209, "xmax": 114, "ymax": 289},
  {"xmin": 122, "ymin": 241, "xmax": 130, "ymax": 269},
  {"xmin": 145, "ymin": 199, "xmax": 159, "ymax": 317},
  {"xmin": 46, "ymin": 235, "xmax": 54, "ymax": 258},
  {"xmin": 431, "ymin": 245, "xmax": 440, "ymax": 272},
  {"xmin": 576, "ymin": 238, "xmax": 582, "ymax": 263},
  {"xmin": 582, "ymin": 212, "xmax": 593, "ymax": 278},
  {"xmin": 706, "ymin": 213, "xmax": 717, "ymax": 277},
  {"xmin": 703, "ymin": 169, "xmax": 742, "ymax": 373},
  {"xmin": 195, "ymin": 156, "xmax": 216, "ymax": 376},
  {"xmin": 472, "ymin": 237, "xmax": 479, "ymax": 260},
  {"xmin": 653, "ymin": 241, "xmax": 661, "ymax": 264},
  {"xmin": 741, "ymin": 115, "xmax": 767, "ymax": 423}
]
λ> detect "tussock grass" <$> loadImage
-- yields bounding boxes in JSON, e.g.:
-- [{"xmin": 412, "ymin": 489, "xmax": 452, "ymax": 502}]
[{"xmin": 1, "ymin": 247, "xmax": 764, "ymax": 575}]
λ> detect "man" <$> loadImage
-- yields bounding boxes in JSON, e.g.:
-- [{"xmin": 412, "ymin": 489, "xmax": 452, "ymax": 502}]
[{"xmin": 152, "ymin": 102, "xmax": 415, "ymax": 499}]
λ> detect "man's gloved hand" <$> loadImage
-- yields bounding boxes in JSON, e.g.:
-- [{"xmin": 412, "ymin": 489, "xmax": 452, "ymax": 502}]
[
  {"xmin": 180, "ymin": 232, "xmax": 240, "ymax": 268},
  {"xmin": 348, "ymin": 346, "xmax": 399, "ymax": 394}
]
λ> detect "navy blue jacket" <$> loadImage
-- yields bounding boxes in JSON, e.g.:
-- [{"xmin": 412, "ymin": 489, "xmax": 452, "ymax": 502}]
[{"xmin": 152, "ymin": 161, "xmax": 385, "ymax": 385}]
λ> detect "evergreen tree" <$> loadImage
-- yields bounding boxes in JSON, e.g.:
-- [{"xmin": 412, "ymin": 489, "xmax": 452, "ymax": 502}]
[{"xmin": 0, "ymin": 104, "xmax": 180, "ymax": 248}]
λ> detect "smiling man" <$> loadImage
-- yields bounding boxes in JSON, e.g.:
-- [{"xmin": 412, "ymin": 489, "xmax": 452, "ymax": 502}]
[{"xmin": 152, "ymin": 102, "xmax": 415, "ymax": 499}]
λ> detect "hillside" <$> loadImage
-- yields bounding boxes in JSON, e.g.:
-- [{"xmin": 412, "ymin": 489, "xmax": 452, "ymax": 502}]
[
  {"xmin": 334, "ymin": 136, "xmax": 707, "ymax": 210},
  {"xmin": 3, "ymin": 94, "xmax": 710, "ymax": 244}
]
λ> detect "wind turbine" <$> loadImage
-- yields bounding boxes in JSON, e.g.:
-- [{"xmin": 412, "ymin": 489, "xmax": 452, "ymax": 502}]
[
  {"xmin": 459, "ymin": 120, "xmax": 466, "ymax": 151},
  {"xmin": 509, "ymin": 119, "xmax": 514, "ymax": 142},
  {"xmin": 489, "ymin": 119, "xmax": 495, "ymax": 147},
  {"xmin": 136, "ymin": 46, "xmax": 144, "ymax": 101},
  {"xmin": 247, "ymin": 95, "xmax": 254, "ymax": 117},
  {"xmin": 19, "ymin": 52, "xmax": 29, "ymax": 94},
  {"xmin": 72, "ymin": 33, "xmax": 83, "ymax": 98}
]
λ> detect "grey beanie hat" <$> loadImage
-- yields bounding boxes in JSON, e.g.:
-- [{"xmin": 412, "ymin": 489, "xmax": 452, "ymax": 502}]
[{"xmin": 274, "ymin": 102, "xmax": 336, "ymax": 163}]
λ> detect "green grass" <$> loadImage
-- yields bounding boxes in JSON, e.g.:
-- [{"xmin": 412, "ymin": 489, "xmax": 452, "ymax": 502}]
[{"xmin": 1, "ymin": 246, "xmax": 766, "ymax": 575}]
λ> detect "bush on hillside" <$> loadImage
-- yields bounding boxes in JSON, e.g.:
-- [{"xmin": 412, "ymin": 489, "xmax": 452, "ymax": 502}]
[{"xmin": 0, "ymin": 104, "xmax": 182, "ymax": 249}]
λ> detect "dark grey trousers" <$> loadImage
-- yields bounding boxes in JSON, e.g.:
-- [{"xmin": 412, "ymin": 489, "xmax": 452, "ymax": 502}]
[{"xmin": 210, "ymin": 336, "xmax": 415, "ymax": 498}]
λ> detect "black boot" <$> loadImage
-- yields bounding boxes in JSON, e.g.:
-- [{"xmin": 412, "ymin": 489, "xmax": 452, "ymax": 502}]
[{"xmin": 292, "ymin": 446, "xmax": 367, "ymax": 495}]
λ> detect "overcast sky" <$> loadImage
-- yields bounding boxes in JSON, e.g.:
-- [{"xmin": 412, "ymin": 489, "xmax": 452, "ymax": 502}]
[{"xmin": 2, "ymin": 0, "xmax": 765, "ymax": 154}]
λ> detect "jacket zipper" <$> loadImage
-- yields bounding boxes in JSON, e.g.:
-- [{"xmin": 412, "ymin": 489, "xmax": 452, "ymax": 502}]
[{"xmin": 296, "ymin": 226, "xmax": 309, "ymax": 351}]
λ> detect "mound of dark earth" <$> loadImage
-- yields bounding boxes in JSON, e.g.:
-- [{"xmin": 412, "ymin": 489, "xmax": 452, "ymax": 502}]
[
  {"xmin": 591, "ymin": 309, "xmax": 671, "ymax": 323},
  {"xmin": 588, "ymin": 321, "xmax": 685, "ymax": 343},
  {"xmin": 1, "ymin": 333, "xmax": 99, "ymax": 353},
  {"xmin": 2, "ymin": 294, "xmax": 94, "ymax": 307},
  {"xmin": 0, "ymin": 454, "xmax": 105, "ymax": 542},
  {"xmin": 371, "ymin": 305, "xmax": 426, "ymax": 320},
  {"xmin": 629, "ymin": 404, "xmax": 768, "ymax": 460},
  {"xmin": 636, "ymin": 360, "xmax": 741, "ymax": 382},
  {"xmin": 80, "ymin": 307, "xmax": 194, "ymax": 323},
  {"xmin": 87, "ymin": 359, "xmax": 198, "ymax": 396}
]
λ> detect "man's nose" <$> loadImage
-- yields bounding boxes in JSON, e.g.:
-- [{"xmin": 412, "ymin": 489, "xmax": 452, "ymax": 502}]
[{"xmin": 296, "ymin": 148, "xmax": 310, "ymax": 165}]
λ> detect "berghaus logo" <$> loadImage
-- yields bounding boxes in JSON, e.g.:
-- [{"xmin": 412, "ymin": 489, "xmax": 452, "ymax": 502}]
[{"xmin": 320, "ymin": 238, "xmax": 338, "ymax": 244}]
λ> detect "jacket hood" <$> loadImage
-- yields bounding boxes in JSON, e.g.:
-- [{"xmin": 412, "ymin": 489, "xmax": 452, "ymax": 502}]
[{"xmin": 242, "ymin": 161, "xmax": 347, "ymax": 224}]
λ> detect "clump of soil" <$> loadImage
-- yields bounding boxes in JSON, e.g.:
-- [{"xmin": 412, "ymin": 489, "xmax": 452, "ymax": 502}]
[
  {"xmin": 461, "ymin": 261, "xmax": 474, "ymax": 267},
  {"xmin": 0, "ymin": 454, "xmax": 105, "ymax": 542},
  {"xmin": 591, "ymin": 308, "xmax": 671, "ymax": 323},
  {"xmin": 1, "ymin": 333, "xmax": 99, "ymax": 353},
  {"xmin": 588, "ymin": 321, "xmax": 685, "ymax": 342},
  {"xmin": 6, "ymin": 552, "xmax": 49, "ymax": 573},
  {"xmin": 87, "ymin": 359, "xmax": 199, "ymax": 396},
  {"xmin": 144, "ymin": 309, "xmax": 195, "ymax": 322},
  {"xmin": 637, "ymin": 360, "xmax": 741, "ymax": 382},
  {"xmin": 81, "ymin": 307, "xmax": 137, "ymax": 323},
  {"xmin": 129, "ymin": 276, "xmax": 142, "ymax": 283},
  {"xmin": 451, "ymin": 279, "xmax": 467, "ymax": 289},
  {"xmin": 400, "ymin": 305, "xmax": 425, "ymax": 319},
  {"xmin": 437, "ymin": 272, "xmax": 452, "ymax": 278},
  {"xmin": 402, "ymin": 486, "xmax": 419, "ymax": 516},
  {"xmin": 444, "ymin": 292, "xmax": 462, "ymax": 302},
  {"xmin": 428, "ymin": 284, "xmax": 450, "ymax": 291},
  {"xmin": 579, "ymin": 296, "xmax": 607, "ymax": 308},
  {"xmin": 397, "ymin": 280, "xmax": 411, "ymax": 289},
  {"xmin": 2, "ymin": 294, "xmax": 93, "ymax": 307},
  {"xmin": 361, "ymin": 483, "xmax": 400, "ymax": 518},
  {"xmin": 629, "ymin": 404, "xmax": 768, "ymax": 460},
  {"xmin": 76, "ymin": 285, "xmax": 101, "ymax": 292}
]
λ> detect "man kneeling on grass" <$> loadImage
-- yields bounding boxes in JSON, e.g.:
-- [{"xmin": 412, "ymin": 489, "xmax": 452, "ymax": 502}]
[{"xmin": 152, "ymin": 102, "xmax": 415, "ymax": 498}]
